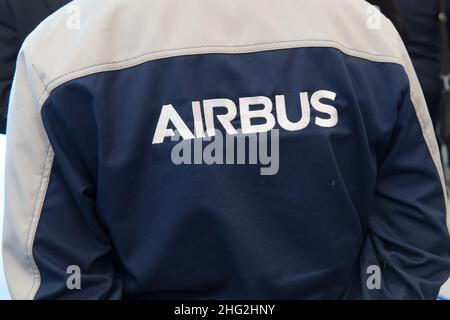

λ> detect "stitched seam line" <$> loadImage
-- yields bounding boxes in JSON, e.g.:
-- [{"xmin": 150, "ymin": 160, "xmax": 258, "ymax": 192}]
[
  {"xmin": 25, "ymin": 147, "xmax": 54, "ymax": 300},
  {"xmin": 22, "ymin": 43, "xmax": 54, "ymax": 300},
  {"xmin": 37, "ymin": 39, "xmax": 404, "ymax": 105},
  {"xmin": 410, "ymin": 92, "xmax": 449, "ymax": 229}
]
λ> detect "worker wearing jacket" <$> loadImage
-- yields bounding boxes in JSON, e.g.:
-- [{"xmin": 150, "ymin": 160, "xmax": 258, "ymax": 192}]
[{"xmin": 3, "ymin": 0, "xmax": 450, "ymax": 299}]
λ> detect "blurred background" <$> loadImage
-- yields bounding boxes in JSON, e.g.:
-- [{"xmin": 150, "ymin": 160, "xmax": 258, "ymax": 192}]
[{"xmin": 0, "ymin": 0, "xmax": 449, "ymax": 300}]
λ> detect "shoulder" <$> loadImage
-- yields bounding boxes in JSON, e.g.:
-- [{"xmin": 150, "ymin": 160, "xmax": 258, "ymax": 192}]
[{"xmin": 21, "ymin": 0, "xmax": 406, "ymax": 96}]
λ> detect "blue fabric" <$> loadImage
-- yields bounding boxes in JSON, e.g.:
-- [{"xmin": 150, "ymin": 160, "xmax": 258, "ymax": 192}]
[{"xmin": 35, "ymin": 47, "xmax": 450, "ymax": 299}]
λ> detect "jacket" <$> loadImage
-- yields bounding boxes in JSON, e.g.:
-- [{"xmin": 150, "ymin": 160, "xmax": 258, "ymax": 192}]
[{"xmin": 3, "ymin": 0, "xmax": 450, "ymax": 299}]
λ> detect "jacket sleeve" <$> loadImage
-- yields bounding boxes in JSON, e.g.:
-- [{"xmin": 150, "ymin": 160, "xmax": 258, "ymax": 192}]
[
  {"xmin": 0, "ymin": 0, "xmax": 18, "ymax": 134},
  {"xmin": 2, "ymin": 45, "xmax": 123, "ymax": 299},
  {"xmin": 349, "ymin": 68, "xmax": 450, "ymax": 299}
]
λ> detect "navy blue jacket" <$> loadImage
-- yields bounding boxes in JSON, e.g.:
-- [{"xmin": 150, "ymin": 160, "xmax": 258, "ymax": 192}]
[{"xmin": 2, "ymin": 0, "xmax": 450, "ymax": 299}]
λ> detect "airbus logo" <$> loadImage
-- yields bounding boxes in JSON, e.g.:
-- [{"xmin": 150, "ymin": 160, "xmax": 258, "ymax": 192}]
[{"xmin": 152, "ymin": 90, "xmax": 338, "ymax": 144}]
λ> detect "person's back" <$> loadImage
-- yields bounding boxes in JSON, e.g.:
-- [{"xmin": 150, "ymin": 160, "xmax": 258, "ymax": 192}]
[{"xmin": 3, "ymin": 0, "xmax": 450, "ymax": 299}]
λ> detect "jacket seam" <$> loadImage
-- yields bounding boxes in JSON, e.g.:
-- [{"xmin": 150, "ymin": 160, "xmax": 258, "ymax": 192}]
[
  {"xmin": 36, "ymin": 39, "xmax": 404, "ymax": 106},
  {"xmin": 25, "ymin": 146, "xmax": 54, "ymax": 300},
  {"xmin": 23, "ymin": 42, "xmax": 54, "ymax": 300}
]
